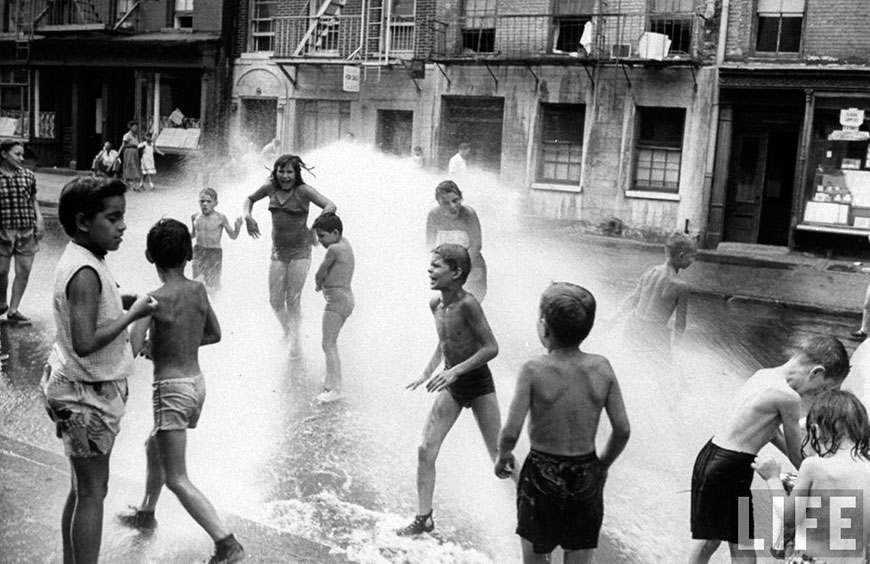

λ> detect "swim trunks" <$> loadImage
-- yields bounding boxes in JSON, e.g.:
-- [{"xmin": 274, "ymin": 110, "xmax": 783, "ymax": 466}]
[
  {"xmin": 192, "ymin": 245, "xmax": 223, "ymax": 290},
  {"xmin": 691, "ymin": 439, "xmax": 756, "ymax": 543},
  {"xmin": 446, "ymin": 364, "xmax": 495, "ymax": 408},
  {"xmin": 40, "ymin": 366, "xmax": 128, "ymax": 457},
  {"xmin": 516, "ymin": 449, "xmax": 605, "ymax": 553},
  {"xmin": 152, "ymin": 375, "xmax": 206, "ymax": 432},
  {"xmin": 323, "ymin": 287, "xmax": 355, "ymax": 320},
  {"xmin": 0, "ymin": 227, "xmax": 38, "ymax": 257}
]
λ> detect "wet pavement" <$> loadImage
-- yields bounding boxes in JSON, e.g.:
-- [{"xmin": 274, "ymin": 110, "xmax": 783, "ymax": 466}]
[{"xmin": 1, "ymin": 145, "xmax": 866, "ymax": 564}]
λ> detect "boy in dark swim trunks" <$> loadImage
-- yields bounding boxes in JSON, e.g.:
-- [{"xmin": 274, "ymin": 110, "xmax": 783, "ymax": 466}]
[
  {"xmin": 688, "ymin": 334, "xmax": 849, "ymax": 564},
  {"xmin": 496, "ymin": 283, "xmax": 630, "ymax": 564},
  {"xmin": 398, "ymin": 243, "xmax": 502, "ymax": 536}
]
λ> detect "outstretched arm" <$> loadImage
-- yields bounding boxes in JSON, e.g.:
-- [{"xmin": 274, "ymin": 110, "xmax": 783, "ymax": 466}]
[
  {"xmin": 224, "ymin": 214, "xmax": 242, "ymax": 240},
  {"xmin": 243, "ymin": 184, "xmax": 270, "ymax": 238}
]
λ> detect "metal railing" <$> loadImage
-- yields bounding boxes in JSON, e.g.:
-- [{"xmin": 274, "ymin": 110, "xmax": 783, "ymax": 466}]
[
  {"xmin": 36, "ymin": 0, "xmax": 119, "ymax": 27},
  {"xmin": 273, "ymin": 13, "xmax": 417, "ymax": 59}
]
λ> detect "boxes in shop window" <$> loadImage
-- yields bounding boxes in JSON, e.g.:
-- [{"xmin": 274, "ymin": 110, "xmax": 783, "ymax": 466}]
[
  {"xmin": 851, "ymin": 206, "xmax": 870, "ymax": 228},
  {"xmin": 804, "ymin": 201, "xmax": 850, "ymax": 224}
]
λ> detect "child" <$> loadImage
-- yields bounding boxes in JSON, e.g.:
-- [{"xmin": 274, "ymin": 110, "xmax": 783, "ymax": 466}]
[
  {"xmin": 688, "ymin": 335, "xmax": 850, "ymax": 564},
  {"xmin": 137, "ymin": 131, "xmax": 164, "ymax": 191},
  {"xmin": 495, "ymin": 283, "xmax": 631, "ymax": 564},
  {"xmin": 617, "ymin": 231, "xmax": 696, "ymax": 353},
  {"xmin": 117, "ymin": 218, "xmax": 245, "ymax": 564},
  {"xmin": 191, "ymin": 187, "xmax": 242, "ymax": 291},
  {"xmin": 312, "ymin": 212, "xmax": 354, "ymax": 403},
  {"xmin": 92, "ymin": 141, "xmax": 119, "ymax": 178},
  {"xmin": 753, "ymin": 389, "xmax": 870, "ymax": 564},
  {"xmin": 398, "ymin": 243, "xmax": 501, "ymax": 536},
  {"xmin": 40, "ymin": 176, "xmax": 156, "ymax": 564}
]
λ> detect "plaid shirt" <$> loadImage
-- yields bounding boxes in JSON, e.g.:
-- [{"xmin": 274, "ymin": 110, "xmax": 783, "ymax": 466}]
[{"xmin": 0, "ymin": 167, "xmax": 37, "ymax": 229}]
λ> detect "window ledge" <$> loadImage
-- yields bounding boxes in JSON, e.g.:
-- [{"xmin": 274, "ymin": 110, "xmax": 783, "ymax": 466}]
[
  {"xmin": 240, "ymin": 51, "xmax": 274, "ymax": 60},
  {"xmin": 625, "ymin": 190, "xmax": 680, "ymax": 201},
  {"xmin": 531, "ymin": 182, "xmax": 581, "ymax": 193}
]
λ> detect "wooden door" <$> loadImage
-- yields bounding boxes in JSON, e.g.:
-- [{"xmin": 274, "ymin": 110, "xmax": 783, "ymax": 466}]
[{"xmin": 724, "ymin": 133, "xmax": 768, "ymax": 243}]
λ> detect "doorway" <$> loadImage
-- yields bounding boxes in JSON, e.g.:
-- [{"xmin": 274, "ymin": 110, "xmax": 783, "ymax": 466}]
[
  {"xmin": 376, "ymin": 109, "xmax": 413, "ymax": 156},
  {"xmin": 241, "ymin": 98, "xmax": 278, "ymax": 151},
  {"xmin": 438, "ymin": 96, "xmax": 504, "ymax": 172}
]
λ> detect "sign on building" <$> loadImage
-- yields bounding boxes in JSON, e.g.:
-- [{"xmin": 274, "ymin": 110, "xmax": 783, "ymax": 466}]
[{"xmin": 343, "ymin": 66, "xmax": 360, "ymax": 93}]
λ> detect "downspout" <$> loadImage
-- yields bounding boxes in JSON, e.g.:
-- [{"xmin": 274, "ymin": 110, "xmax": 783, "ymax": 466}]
[{"xmin": 700, "ymin": 0, "xmax": 729, "ymax": 246}]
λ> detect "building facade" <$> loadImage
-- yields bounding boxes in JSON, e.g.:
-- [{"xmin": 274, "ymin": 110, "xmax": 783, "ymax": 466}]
[{"xmin": 0, "ymin": 0, "xmax": 236, "ymax": 169}]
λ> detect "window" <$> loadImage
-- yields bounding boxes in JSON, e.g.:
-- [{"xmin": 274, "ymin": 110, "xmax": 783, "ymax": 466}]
[
  {"xmin": 0, "ymin": 68, "xmax": 28, "ymax": 138},
  {"xmin": 552, "ymin": 0, "xmax": 593, "ymax": 54},
  {"xmin": 756, "ymin": 0, "xmax": 804, "ymax": 53},
  {"xmin": 648, "ymin": 0, "xmax": 694, "ymax": 55},
  {"xmin": 634, "ymin": 107, "xmax": 685, "ymax": 193},
  {"xmin": 251, "ymin": 0, "xmax": 277, "ymax": 52},
  {"xmin": 387, "ymin": 0, "xmax": 415, "ymax": 53},
  {"xmin": 174, "ymin": 0, "xmax": 193, "ymax": 28},
  {"xmin": 461, "ymin": 0, "xmax": 495, "ymax": 53},
  {"xmin": 539, "ymin": 104, "xmax": 585, "ymax": 184}
]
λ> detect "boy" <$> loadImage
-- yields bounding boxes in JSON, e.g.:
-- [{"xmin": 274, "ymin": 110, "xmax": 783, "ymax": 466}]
[
  {"xmin": 117, "ymin": 219, "xmax": 245, "ymax": 564},
  {"xmin": 312, "ymin": 212, "xmax": 354, "ymax": 403},
  {"xmin": 617, "ymin": 232, "xmax": 696, "ymax": 353},
  {"xmin": 41, "ymin": 176, "xmax": 156, "ymax": 564},
  {"xmin": 688, "ymin": 334, "xmax": 850, "ymax": 564},
  {"xmin": 398, "ymin": 243, "xmax": 501, "ymax": 536},
  {"xmin": 496, "ymin": 283, "xmax": 631, "ymax": 564},
  {"xmin": 191, "ymin": 187, "xmax": 242, "ymax": 291}
]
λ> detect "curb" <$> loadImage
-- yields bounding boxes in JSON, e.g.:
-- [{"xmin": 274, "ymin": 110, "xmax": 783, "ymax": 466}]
[{"xmin": 689, "ymin": 287, "xmax": 861, "ymax": 319}]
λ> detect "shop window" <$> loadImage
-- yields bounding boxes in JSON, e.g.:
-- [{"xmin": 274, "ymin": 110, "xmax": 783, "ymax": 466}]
[
  {"xmin": 461, "ymin": 0, "xmax": 495, "ymax": 53},
  {"xmin": 251, "ymin": 0, "xmax": 277, "ymax": 52},
  {"xmin": 149, "ymin": 72, "xmax": 202, "ymax": 151},
  {"xmin": 174, "ymin": 0, "xmax": 193, "ymax": 28},
  {"xmin": 0, "ymin": 68, "xmax": 28, "ymax": 138},
  {"xmin": 648, "ymin": 0, "xmax": 694, "ymax": 55},
  {"xmin": 634, "ymin": 107, "xmax": 685, "ymax": 193},
  {"xmin": 756, "ymin": 0, "xmax": 803, "ymax": 54},
  {"xmin": 538, "ymin": 103, "xmax": 585, "ymax": 184}
]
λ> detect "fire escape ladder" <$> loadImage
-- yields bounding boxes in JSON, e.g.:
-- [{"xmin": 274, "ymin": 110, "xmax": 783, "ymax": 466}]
[
  {"xmin": 113, "ymin": 0, "xmax": 147, "ymax": 30},
  {"xmin": 293, "ymin": 0, "xmax": 348, "ymax": 56},
  {"xmin": 73, "ymin": 0, "xmax": 103, "ymax": 24}
]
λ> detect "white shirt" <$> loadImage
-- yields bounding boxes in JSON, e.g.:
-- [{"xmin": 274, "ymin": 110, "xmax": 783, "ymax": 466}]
[{"xmin": 448, "ymin": 152, "xmax": 468, "ymax": 178}]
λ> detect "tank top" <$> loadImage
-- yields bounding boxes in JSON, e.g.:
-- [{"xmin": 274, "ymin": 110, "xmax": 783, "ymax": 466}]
[
  {"xmin": 47, "ymin": 242, "xmax": 133, "ymax": 383},
  {"xmin": 268, "ymin": 184, "xmax": 312, "ymax": 261}
]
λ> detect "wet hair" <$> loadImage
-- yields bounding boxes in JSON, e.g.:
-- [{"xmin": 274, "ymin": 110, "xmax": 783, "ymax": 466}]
[
  {"xmin": 435, "ymin": 180, "xmax": 463, "ymax": 202},
  {"xmin": 458, "ymin": 142, "xmax": 471, "ymax": 152},
  {"xmin": 146, "ymin": 218, "xmax": 192, "ymax": 268},
  {"xmin": 199, "ymin": 187, "xmax": 218, "ymax": 202},
  {"xmin": 789, "ymin": 334, "xmax": 850, "ymax": 383},
  {"xmin": 802, "ymin": 389, "xmax": 870, "ymax": 460},
  {"xmin": 312, "ymin": 212, "xmax": 343, "ymax": 235},
  {"xmin": 539, "ymin": 283, "xmax": 597, "ymax": 346},
  {"xmin": 58, "ymin": 176, "xmax": 127, "ymax": 237},
  {"xmin": 0, "ymin": 139, "xmax": 23, "ymax": 154},
  {"xmin": 665, "ymin": 232, "xmax": 696, "ymax": 259},
  {"xmin": 270, "ymin": 154, "xmax": 307, "ymax": 189},
  {"xmin": 432, "ymin": 243, "xmax": 471, "ymax": 284}
]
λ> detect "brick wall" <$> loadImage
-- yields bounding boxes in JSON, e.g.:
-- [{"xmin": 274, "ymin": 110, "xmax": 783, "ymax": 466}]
[
  {"xmin": 194, "ymin": 0, "xmax": 224, "ymax": 32},
  {"xmin": 234, "ymin": 0, "xmax": 249, "ymax": 57}
]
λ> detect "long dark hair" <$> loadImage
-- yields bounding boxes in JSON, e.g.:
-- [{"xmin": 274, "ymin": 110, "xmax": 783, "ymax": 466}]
[
  {"xmin": 269, "ymin": 154, "xmax": 308, "ymax": 190},
  {"xmin": 802, "ymin": 389, "xmax": 870, "ymax": 460}
]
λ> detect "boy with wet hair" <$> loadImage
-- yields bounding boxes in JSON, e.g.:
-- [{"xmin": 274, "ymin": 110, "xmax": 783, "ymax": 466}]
[
  {"xmin": 399, "ymin": 243, "xmax": 502, "ymax": 536},
  {"xmin": 42, "ymin": 176, "xmax": 156, "ymax": 564},
  {"xmin": 688, "ymin": 334, "xmax": 850, "ymax": 564},
  {"xmin": 496, "ymin": 283, "xmax": 631, "ymax": 564},
  {"xmin": 118, "ymin": 218, "xmax": 245, "ymax": 564},
  {"xmin": 312, "ymin": 212, "xmax": 355, "ymax": 403},
  {"xmin": 191, "ymin": 187, "xmax": 242, "ymax": 291}
]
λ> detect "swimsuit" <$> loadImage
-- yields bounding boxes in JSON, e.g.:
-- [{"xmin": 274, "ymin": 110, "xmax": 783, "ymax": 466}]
[
  {"xmin": 268, "ymin": 186, "xmax": 312, "ymax": 262},
  {"xmin": 516, "ymin": 449, "xmax": 605, "ymax": 553},
  {"xmin": 691, "ymin": 439, "xmax": 756, "ymax": 544},
  {"xmin": 192, "ymin": 245, "xmax": 223, "ymax": 290},
  {"xmin": 323, "ymin": 287, "xmax": 355, "ymax": 320},
  {"xmin": 446, "ymin": 363, "xmax": 495, "ymax": 408}
]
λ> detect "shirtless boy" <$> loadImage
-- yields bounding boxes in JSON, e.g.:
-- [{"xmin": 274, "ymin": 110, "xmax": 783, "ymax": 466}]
[
  {"xmin": 689, "ymin": 334, "xmax": 849, "ymax": 564},
  {"xmin": 496, "ymin": 283, "xmax": 630, "ymax": 564},
  {"xmin": 191, "ymin": 187, "xmax": 242, "ymax": 291},
  {"xmin": 312, "ymin": 212, "xmax": 354, "ymax": 403},
  {"xmin": 398, "ymin": 243, "xmax": 501, "ymax": 536},
  {"xmin": 118, "ymin": 219, "xmax": 245, "ymax": 564}
]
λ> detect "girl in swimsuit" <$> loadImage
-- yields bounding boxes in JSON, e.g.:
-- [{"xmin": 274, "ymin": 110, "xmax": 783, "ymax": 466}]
[
  {"xmin": 425, "ymin": 180, "xmax": 487, "ymax": 302},
  {"xmin": 244, "ymin": 154, "xmax": 336, "ymax": 356}
]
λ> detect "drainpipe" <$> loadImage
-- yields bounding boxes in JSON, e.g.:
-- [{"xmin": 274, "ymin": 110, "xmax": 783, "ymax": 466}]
[{"xmin": 700, "ymin": 0, "xmax": 729, "ymax": 247}]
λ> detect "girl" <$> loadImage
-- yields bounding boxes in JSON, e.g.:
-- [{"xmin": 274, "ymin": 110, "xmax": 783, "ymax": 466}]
[
  {"xmin": 425, "ymin": 180, "xmax": 487, "ymax": 301},
  {"xmin": 243, "ymin": 154, "xmax": 336, "ymax": 356},
  {"xmin": 753, "ymin": 390, "xmax": 870, "ymax": 564},
  {"xmin": 137, "ymin": 131, "xmax": 164, "ymax": 191},
  {"xmin": 120, "ymin": 121, "xmax": 142, "ymax": 190}
]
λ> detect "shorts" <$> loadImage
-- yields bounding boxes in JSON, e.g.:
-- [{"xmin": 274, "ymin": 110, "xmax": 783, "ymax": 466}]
[
  {"xmin": 152, "ymin": 375, "xmax": 206, "ymax": 432},
  {"xmin": 447, "ymin": 364, "xmax": 495, "ymax": 408},
  {"xmin": 40, "ymin": 366, "xmax": 128, "ymax": 458},
  {"xmin": 192, "ymin": 245, "xmax": 223, "ymax": 290},
  {"xmin": 691, "ymin": 439, "xmax": 756, "ymax": 543},
  {"xmin": 323, "ymin": 287, "xmax": 355, "ymax": 320},
  {"xmin": 0, "ymin": 227, "xmax": 38, "ymax": 258},
  {"xmin": 517, "ymin": 449, "xmax": 605, "ymax": 553}
]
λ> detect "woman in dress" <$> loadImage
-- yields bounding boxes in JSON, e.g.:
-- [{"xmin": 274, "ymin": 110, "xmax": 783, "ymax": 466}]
[
  {"xmin": 425, "ymin": 180, "xmax": 487, "ymax": 302},
  {"xmin": 120, "ymin": 121, "xmax": 142, "ymax": 190}
]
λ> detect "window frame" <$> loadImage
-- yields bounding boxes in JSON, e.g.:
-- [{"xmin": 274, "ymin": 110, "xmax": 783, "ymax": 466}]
[
  {"xmin": 537, "ymin": 103, "xmax": 586, "ymax": 186},
  {"xmin": 0, "ymin": 68, "xmax": 29, "ymax": 139},
  {"xmin": 250, "ymin": 0, "xmax": 277, "ymax": 53},
  {"xmin": 632, "ymin": 106, "xmax": 686, "ymax": 195},
  {"xmin": 753, "ymin": 0, "xmax": 805, "ymax": 55}
]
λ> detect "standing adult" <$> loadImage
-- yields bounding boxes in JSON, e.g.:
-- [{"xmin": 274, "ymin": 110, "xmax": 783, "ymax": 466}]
[
  {"xmin": 244, "ymin": 154, "xmax": 336, "ymax": 357},
  {"xmin": 0, "ymin": 139, "xmax": 44, "ymax": 324},
  {"xmin": 426, "ymin": 180, "xmax": 487, "ymax": 302},
  {"xmin": 120, "ymin": 121, "xmax": 142, "ymax": 190},
  {"xmin": 447, "ymin": 142, "xmax": 471, "ymax": 181}
]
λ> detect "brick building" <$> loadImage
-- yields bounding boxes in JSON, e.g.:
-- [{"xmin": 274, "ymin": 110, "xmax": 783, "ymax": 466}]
[{"xmin": 0, "ymin": 0, "xmax": 237, "ymax": 169}]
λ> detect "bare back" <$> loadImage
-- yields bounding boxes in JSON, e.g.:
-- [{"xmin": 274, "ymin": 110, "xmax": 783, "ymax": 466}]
[
  {"xmin": 631, "ymin": 263, "xmax": 686, "ymax": 325},
  {"xmin": 149, "ymin": 279, "xmax": 216, "ymax": 380}
]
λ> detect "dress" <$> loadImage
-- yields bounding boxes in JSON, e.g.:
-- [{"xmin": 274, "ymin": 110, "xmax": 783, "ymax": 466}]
[
  {"xmin": 121, "ymin": 131, "xmax": 141, "ymax": 183},
  {"xmin": 140, "ymin": 143, "xmax": 156, "ymax": 175}
]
